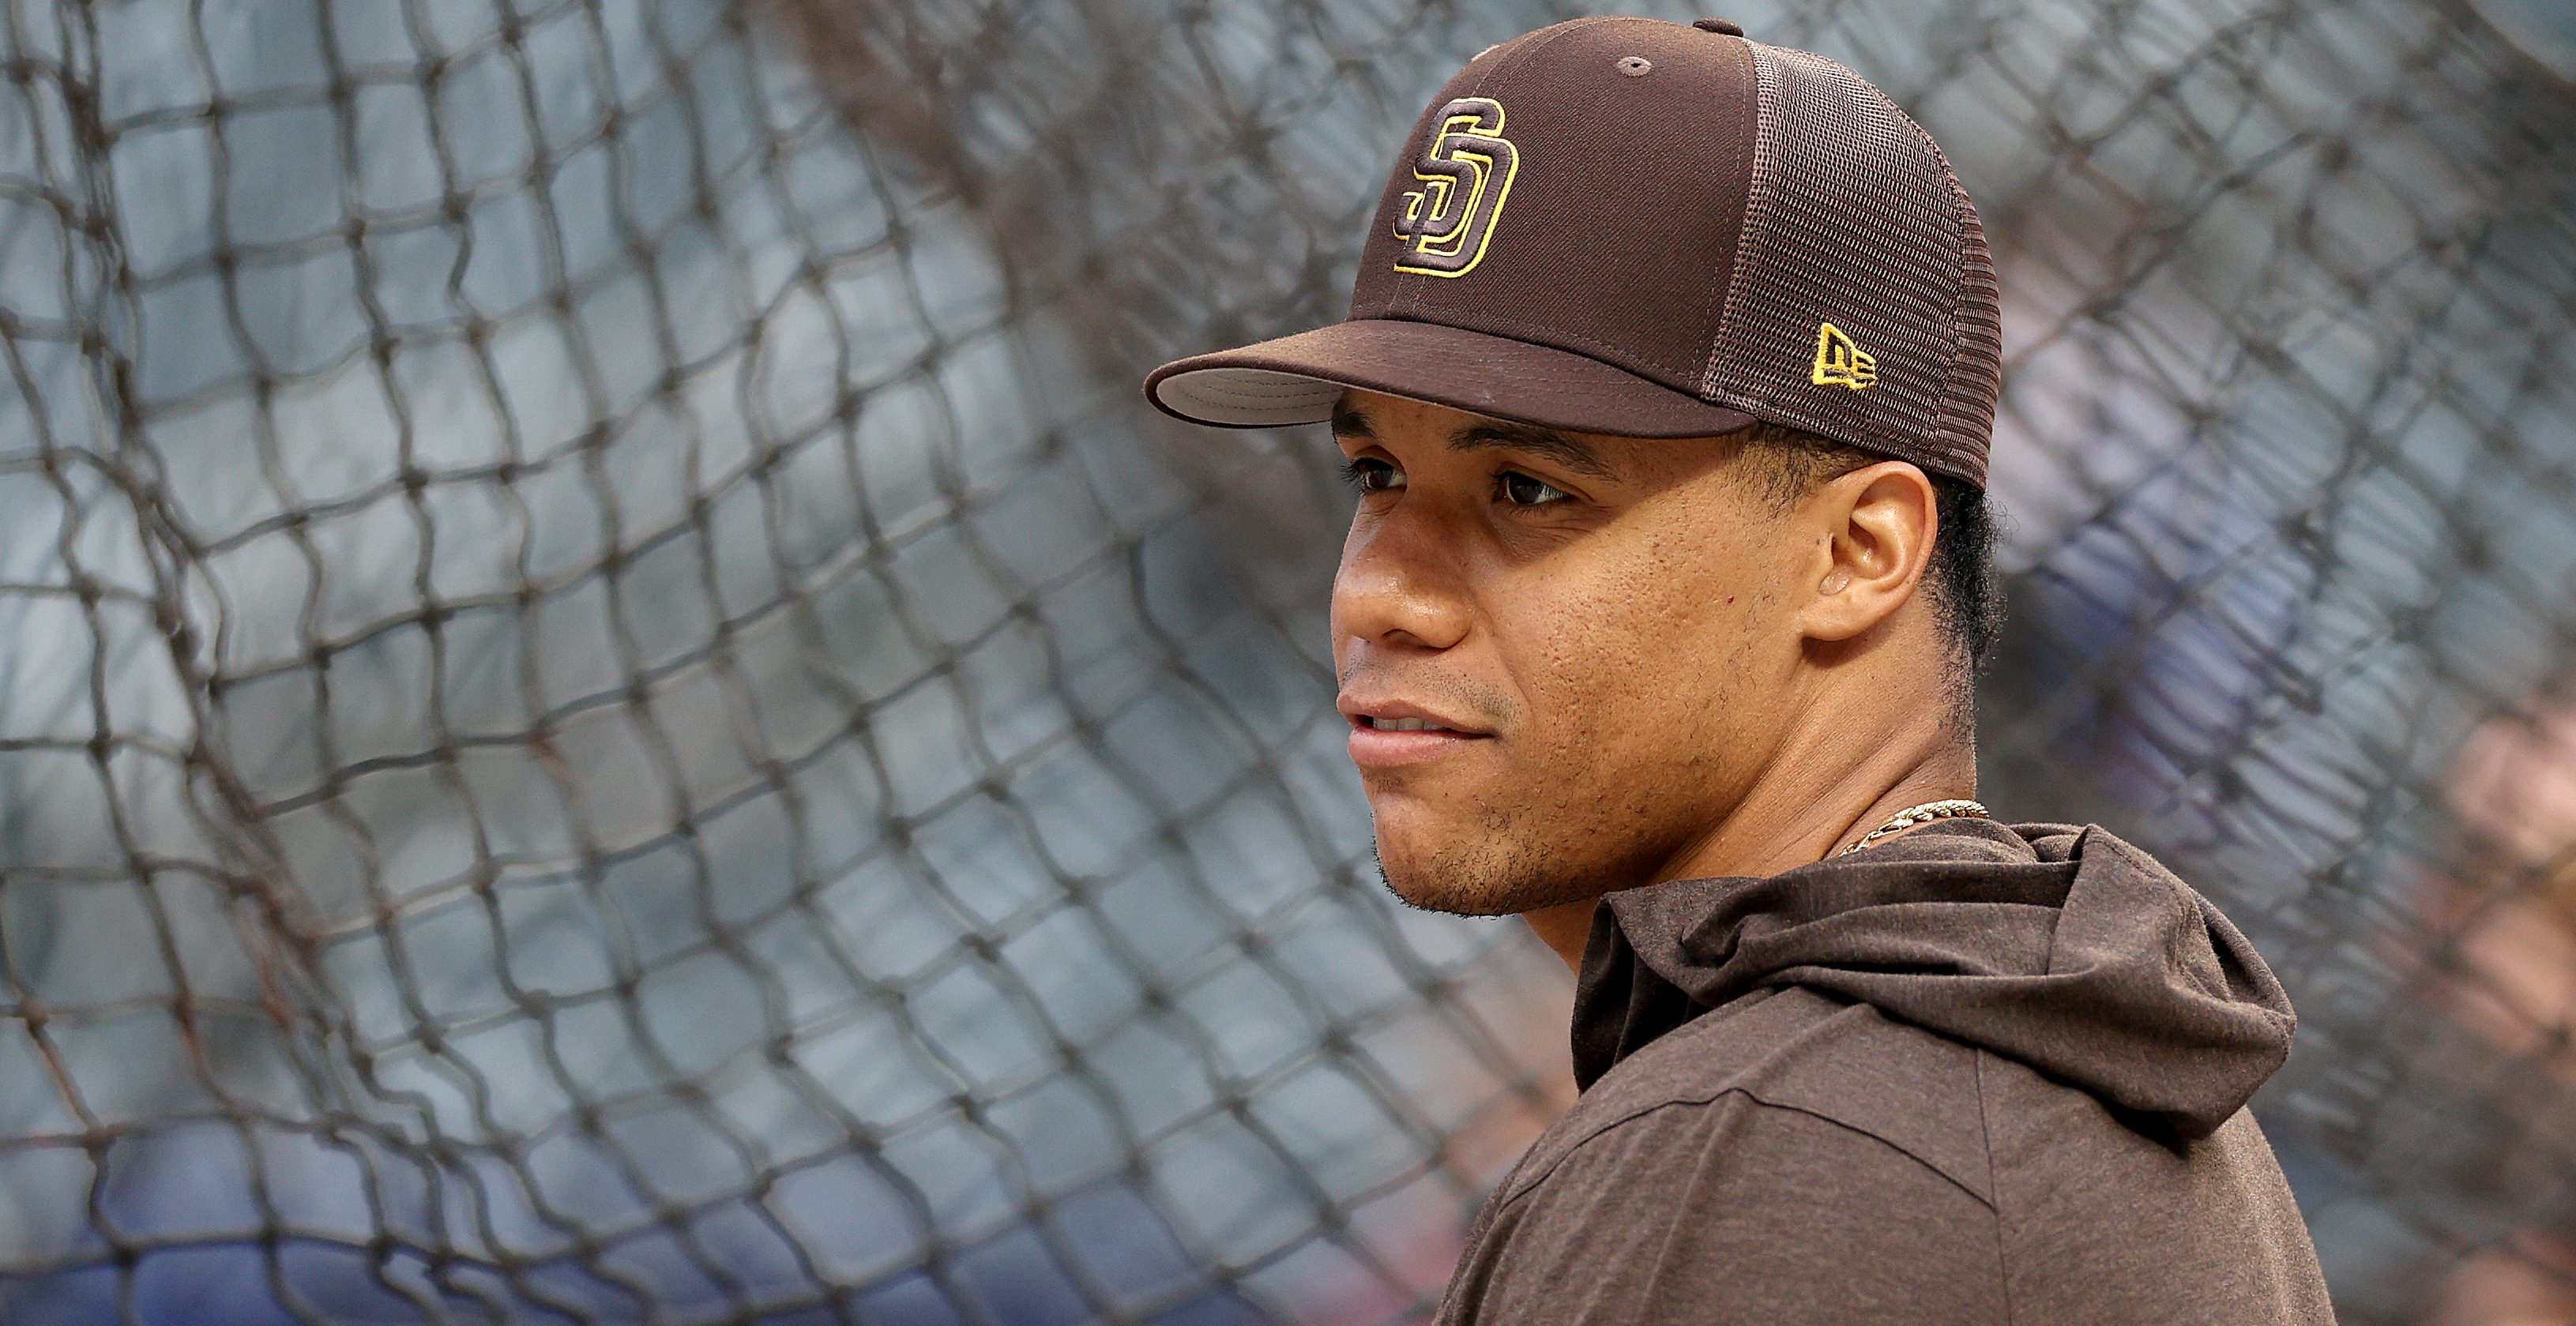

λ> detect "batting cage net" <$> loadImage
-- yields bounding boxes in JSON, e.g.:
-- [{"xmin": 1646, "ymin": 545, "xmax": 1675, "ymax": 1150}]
[{"xmin": 2, "ymin": 0, "xmax": 2574, "ymax": 1321}]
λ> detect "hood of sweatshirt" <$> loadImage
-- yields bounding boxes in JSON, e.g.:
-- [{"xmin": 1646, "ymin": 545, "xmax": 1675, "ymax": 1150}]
[{"xmin": 1571, "ymin": 818, "xmax": 2296, "ymax": 1139}]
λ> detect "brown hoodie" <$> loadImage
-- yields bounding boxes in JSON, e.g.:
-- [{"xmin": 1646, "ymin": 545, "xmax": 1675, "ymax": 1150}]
[{"xmin": 1436, "ymin": 819, "xmax": 2334, "ymax": 1325}]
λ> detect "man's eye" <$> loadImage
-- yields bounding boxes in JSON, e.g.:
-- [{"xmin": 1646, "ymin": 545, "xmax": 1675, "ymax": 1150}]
[
  {"xmin": 1499, "ymin": 471, "xmax": 1571, "ymax": 506},
  {"xmin": 1343, "ymin": 458, "xmax": 1406, "ymax": 494}
]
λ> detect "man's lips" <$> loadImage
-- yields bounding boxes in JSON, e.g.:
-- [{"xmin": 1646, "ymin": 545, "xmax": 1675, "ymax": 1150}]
[{"xmin": 1337, "ymin": 694, "xmax": 1494, "ymax": 768}]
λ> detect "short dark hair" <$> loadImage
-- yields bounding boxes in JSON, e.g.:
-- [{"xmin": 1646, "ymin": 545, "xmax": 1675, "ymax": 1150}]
[{"xmin": 1737, "ymin": 422, "xmax": 2004, "ymax": 682}]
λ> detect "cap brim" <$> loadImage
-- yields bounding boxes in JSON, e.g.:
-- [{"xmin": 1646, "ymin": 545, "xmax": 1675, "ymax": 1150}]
[{"xmin": 1143, "ymin": 318, "xmax": 1758, "ymax": 440}]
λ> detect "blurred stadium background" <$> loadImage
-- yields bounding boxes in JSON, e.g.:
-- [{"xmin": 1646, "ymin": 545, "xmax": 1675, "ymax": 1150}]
[{"xmin": 2, "ymin": 0, "xmax": 2574, "ymax": 1321}]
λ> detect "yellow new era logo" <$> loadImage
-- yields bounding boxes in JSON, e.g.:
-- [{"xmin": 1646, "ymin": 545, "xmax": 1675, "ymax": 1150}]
[{"xmin": 1811, "ymin": 323, "xmax": 1878, "ymax": 389}]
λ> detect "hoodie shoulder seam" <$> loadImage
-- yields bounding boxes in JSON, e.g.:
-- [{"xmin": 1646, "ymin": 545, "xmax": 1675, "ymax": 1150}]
[
  {"xmin": 1501, "ymin": 1087, "xmax": 1999, "ymax": 1214},
  {"xmin": 1976, "ymin": 1050, "xmax": 2019, "ymax": 1326}
]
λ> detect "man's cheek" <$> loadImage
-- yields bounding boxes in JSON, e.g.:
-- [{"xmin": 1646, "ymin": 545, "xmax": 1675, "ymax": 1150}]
[{"xmin": 1518, "ymin": 640, "xmax": 1650, "ymax": 764}]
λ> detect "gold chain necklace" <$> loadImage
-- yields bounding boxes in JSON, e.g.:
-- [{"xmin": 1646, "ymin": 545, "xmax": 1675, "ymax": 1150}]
[{"xmin": 1836, "ymin": 798, "xmax": 1990, "ymax": 857}]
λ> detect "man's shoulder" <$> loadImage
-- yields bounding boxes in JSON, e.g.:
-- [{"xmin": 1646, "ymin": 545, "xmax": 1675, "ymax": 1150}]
[
  {"xmin": 1444, "ymin": 992, "xmax": 2014, "ymax": 1324},
  {"xmin": 1486, "ymin": 986, "xmax": 2333, "ymax": 1326},
  {"xmin": 1506, "ymin": 985, "xmax": 1997, "ymax": 1209}
]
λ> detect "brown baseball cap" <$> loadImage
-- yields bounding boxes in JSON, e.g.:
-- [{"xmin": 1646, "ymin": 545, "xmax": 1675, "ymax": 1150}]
[{"xmin": 1142, "ymin": 16, "xmax": 2003, "ymax": 486}]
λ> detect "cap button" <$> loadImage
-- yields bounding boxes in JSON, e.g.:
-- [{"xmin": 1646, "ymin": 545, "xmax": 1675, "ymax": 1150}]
[{"xmin": 1693, "ymin": 17, "xmax": 1745, "ymax": 36}]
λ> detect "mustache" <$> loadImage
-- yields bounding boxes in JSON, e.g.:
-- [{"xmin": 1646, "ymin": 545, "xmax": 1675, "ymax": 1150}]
[{"xmin": 1334, "ymin": 663, "xmax": 1519, "ymax": 730}]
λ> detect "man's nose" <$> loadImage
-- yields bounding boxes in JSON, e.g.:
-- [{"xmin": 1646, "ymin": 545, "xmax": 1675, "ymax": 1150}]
[{"xmin": 1332, "ymin": 504, "xmax": 1472, "ymax": 654}]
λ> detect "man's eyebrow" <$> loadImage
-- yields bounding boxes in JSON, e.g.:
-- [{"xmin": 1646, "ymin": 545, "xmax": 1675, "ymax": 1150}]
[
  {"xmin": 1329, "ymin": 407, "xmax": 1374, "ymax": 439},
  {"xmin": 1450, "ymin": 419, "xmax": 1616, "ymax": 480}
]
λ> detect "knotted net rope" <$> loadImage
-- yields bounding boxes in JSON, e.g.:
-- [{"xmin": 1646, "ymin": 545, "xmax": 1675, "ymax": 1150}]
[{"xmin": 1, "ymin": 1, "xmax": 2572, "ymax": 1321}]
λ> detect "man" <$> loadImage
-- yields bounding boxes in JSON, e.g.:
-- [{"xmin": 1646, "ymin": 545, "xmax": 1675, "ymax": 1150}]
[{"xmin": 1146, "ymin": 15, "xmax": 2332, "ymax": 1324}]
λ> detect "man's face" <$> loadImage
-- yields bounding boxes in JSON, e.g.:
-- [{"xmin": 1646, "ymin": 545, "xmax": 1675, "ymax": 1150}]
[{"xmin": 1330, "ymin": 390, "xmax": 1809, "ymax": 915}]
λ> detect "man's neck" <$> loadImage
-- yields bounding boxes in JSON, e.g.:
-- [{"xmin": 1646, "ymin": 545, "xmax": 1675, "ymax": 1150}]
[
  {"xmin": 1697, "ymin": 740, "xmax": 1980, "ymax": 881},
  {"xmin": 1521, "ymin": 700, "xmax": 1978, "ymax": 972}
]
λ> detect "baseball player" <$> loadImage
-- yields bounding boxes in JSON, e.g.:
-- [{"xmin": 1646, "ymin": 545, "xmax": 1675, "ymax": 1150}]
[{"xmin": 1146, "ymin": 15, "xmax": 2333, "ymax": 1324}]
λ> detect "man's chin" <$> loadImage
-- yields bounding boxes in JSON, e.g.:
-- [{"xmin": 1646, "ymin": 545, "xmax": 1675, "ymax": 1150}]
[
  {"xmin": 1375, "ymin": 861, "xmax": 1525, "ymax": 917},
  {"xmin": 1367, "ymin": 796, "xmax": 1566, "ymax": 915},
  {"xmin": 1371, "ymin": 832, "xmax": 1552, "ymax": 918}
]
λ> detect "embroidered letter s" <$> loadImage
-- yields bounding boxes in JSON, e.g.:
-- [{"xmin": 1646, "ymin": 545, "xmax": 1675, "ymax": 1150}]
[{"xmin": 1393, "ymin": 98, "xmax": 1521, "ymax": 278}]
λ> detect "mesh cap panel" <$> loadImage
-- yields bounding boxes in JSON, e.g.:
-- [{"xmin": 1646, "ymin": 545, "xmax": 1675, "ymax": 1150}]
[{"xmin": 1704, "ymin": 43, "xmax": 2003, "ymax": 484}]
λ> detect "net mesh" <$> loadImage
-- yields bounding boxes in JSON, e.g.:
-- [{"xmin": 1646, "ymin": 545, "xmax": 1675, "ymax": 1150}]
[{"xmin": 1, "ymin": 0, "xmax": 2572, "ymax": 1322}]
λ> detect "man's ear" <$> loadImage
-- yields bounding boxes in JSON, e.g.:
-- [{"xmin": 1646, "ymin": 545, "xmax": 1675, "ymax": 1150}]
[{"xmin": 1794, "ymin": 460, "xmax": 1938, "ymax": 644}]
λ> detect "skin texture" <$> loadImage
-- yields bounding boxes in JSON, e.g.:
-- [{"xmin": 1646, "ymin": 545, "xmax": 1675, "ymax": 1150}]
[{"xmin": 1328, "ymin": 390, "xmax": 1977, "ymax": 969}]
